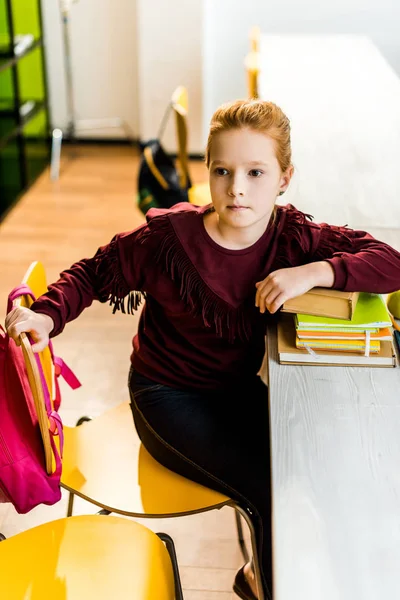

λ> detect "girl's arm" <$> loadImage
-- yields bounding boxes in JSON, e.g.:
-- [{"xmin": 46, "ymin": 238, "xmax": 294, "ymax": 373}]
[
  {"xmin": 309, "ymin": 223, "xmax": 400, "ymax": 293},
  {"xmin": 256, "ymin": 213, "xmax": 400, "ymax": 314},
  {"xmin": 18, "ymin": 227, "xmax": 146, "ymax": 339}
]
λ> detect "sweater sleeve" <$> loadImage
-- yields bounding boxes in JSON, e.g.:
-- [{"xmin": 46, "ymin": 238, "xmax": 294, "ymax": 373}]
[
  {"xmin": 31, "ymin": 225, "xmax": 148, "ymax": 337},
  {"xmin": 307, "ymin": 221, "xmax": 400, "ymax": 293}
]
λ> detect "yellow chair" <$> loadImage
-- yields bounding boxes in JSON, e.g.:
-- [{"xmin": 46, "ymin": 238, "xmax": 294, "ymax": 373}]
[
  {"xmin": 244, "ymin": 50, "xmax": 260, "ymax": 99},
  {"xmin": 0, "ymin": 515, "xmax": 181, "ymax": 599},
  {"xmin": 245, "ymin": 25, "xmax": 261, "ymax": 99},
  {"xmin": 170, "ymin": 86, "xmax": 211, "ymax": 206},
  {"xmin": 17, "ymin": 261, "xmax": 266, "ymax": 600},
  {"xmin": 249, "ymin": 25, "xmax": 261, "ymax": 52}
]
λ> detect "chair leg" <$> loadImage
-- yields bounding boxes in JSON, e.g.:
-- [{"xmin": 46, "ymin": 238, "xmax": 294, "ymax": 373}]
[
  {"xmin": 235, "ymin": 509, "xmax": 250, "ymax": 563},
  {"xmin": 76, "ymin": 416, "xmax": 92, "ymax": 426},
  {"xmin": 66, "ymin": 417, "xmax": 92, "ymax": 517},
  {"xmin": 67, "ymin": 492, "xmax": 74, "ymax": 517},
  {"xmin": 233, "ymin": 504, "xmax": 269, "ymax": 600},
  {"xmin": 157, "ymin": 532, "xmax": 184, "ymax": 600},
  {"xmin": 0, "ymin": 533, "xmax": 6, "ymax": 541}
]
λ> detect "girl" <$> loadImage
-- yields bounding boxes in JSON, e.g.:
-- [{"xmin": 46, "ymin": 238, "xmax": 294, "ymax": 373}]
[{"xmin": 6, "ymin": 99, "xmax": 400, "ymax": 600}]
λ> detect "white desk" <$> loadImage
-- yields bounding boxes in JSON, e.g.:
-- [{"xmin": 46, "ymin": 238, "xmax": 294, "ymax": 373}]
[
  {"xmin": 259, "ymin": 35, "xmax": 400, "ymax": 229},
  {"xmin": 264, "ymin": 325, "xmax": 400, "ymax": 600},
  {"xmin": 259, "ymin": 34, "xmax": 400, "ymax": 600}
]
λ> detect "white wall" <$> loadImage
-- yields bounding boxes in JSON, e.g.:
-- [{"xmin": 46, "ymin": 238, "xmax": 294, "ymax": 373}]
[
  {"xmin": 41, "ymin": 0, "xmax": 400, "ymax": 152},
  {"xmin": 136, "ymin": 0, "xmax": 204, "ymax": 153},
  {"xmin": 41, "ymin": 0, "xmax": 204, "ymax": 151},
  {"xmin": 41, "ymin": 0, "xmax": 138, "ymax": 139},
  {"xmin": 203, "ymin": 0, "xmax": 400, "ymax": 142}
]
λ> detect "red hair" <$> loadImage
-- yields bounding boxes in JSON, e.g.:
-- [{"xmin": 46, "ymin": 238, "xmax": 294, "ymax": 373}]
[{"xmin": 205, "ymin": 99, "xmax": 292, "ymax": 173}]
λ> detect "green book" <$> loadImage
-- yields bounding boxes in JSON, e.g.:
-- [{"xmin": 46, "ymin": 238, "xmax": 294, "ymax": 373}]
[{"xmin": 295, "ymin": 293, "xmax": 392, "ymax": 331}]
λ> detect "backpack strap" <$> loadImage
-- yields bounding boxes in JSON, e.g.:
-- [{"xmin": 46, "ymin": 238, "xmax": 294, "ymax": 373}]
[
  {"xmin": 143, "ymin": 146, "xmax": 170, "ymax": 190},
  {"xmin": 7, "ymin": 284, "xmax": 36, "ymax": 313},
  {"xmin": 9, "ymin": 282, "xmax": 82, "ymax": 412},
  {"xmin": 52, "ymin": 354, "xmax": 81, "ymax": 411},
  {"xmin": 157, "ymin": 102, "xmax": 173, "ymax": 140},
  {"xmin": 34, "ymin": 351, "xmax": 64, "ymax": 471},
  {"xmin": 53, "ymin": 355, "xmax": 81, "ymax": 389},
  {"xmin": 49, "ymin": 411, "xmax": 64, "ymax": 459}
]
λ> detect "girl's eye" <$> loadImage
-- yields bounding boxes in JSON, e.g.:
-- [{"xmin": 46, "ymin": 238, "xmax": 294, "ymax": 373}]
[
  {"xmin": 215, "ymin": 167, "xmax": 229, "ymax": 176},
  {"xmin": 249, "ymin": 169, "xmax": 263, "ymax": 177}
]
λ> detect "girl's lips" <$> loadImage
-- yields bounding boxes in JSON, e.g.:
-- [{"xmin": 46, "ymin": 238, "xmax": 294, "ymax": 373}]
[{"xmin": 227, "ymin": 206, "xmax": 248, "ymax": 210}]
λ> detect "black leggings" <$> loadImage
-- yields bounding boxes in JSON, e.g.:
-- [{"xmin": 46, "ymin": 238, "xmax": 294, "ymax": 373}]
[{"xmin": 128, "ymin": 367, "xmax": 273, "ymax": 598}]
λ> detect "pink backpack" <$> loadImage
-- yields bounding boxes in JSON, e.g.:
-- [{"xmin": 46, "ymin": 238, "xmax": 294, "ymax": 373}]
[{"xmin": 0, "ymin": 284, "xmax": 81, "ymax": 514}]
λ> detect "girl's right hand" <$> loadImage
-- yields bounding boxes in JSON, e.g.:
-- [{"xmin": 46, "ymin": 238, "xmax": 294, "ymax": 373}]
[{"xmin": 5, "ymin": 307, "xmax": 54, "ymax": 353}]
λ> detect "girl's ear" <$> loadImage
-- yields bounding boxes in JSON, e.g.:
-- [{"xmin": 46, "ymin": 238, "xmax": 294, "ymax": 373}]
[{"xmin": 279, "ymin": 164, "xmax": 294, "ymax": 192}]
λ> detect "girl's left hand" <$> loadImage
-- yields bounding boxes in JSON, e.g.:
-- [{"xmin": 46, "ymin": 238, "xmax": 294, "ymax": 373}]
[{"xmin": 255, "ymin": 262, "xmax": 335, "ymax": 314}]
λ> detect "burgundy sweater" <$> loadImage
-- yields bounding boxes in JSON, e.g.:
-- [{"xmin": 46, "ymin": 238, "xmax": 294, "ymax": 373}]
[{"xmin": 32, "ymin": 203, "xmax": 400, "ymax": 390}]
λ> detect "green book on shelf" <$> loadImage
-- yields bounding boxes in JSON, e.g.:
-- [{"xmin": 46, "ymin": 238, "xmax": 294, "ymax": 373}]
[{"xmin": 295, "ymin": 293, "xmax": 392, "ymax": 331}]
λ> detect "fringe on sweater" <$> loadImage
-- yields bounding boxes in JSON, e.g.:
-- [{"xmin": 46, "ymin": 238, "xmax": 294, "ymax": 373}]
[
  {"xmin": 138, "ymin": 214, "xmax": 251, "ymax": 343},
  {"xmin": 96, "ymin": 205, "xmax": 356, "ymax": 336},
  {"xmin": 274, "ymin": 206, "xmax": 354, "ymax": 267},
  {"xmin": 94, "ymin": 238, "xmax": 144, "ymax": 315}
]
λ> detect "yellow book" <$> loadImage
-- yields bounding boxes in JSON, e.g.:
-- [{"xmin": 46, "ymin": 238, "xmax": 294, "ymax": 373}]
[
  {"xmin": 282, "ymin": 288, "xmax": 359, "ymax": 320},
  {"xmin": 296, "ymin": 336, "xmax": 380, "ymax": 353},
  {"xmin": 296, "ymin": 327, "xmax": 392, "ymax": 341}
]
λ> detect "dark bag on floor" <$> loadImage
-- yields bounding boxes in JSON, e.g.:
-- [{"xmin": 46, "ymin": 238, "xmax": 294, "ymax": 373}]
[
  {"xmin": 137, "ymin": 101, "xmax": 191, "ymax": 215},
  {"xmin": 137, "ymin": 139, "xmax": 191, "ymax": 214}
]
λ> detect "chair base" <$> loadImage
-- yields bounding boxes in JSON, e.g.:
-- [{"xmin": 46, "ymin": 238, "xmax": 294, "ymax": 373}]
[
  {"xmin": 233, "ymin": 565, "xmax": 258, "ymax": 600},
  {"xmin": 157, "ymin": 533, "xmax": 184, "ymax": 600}
]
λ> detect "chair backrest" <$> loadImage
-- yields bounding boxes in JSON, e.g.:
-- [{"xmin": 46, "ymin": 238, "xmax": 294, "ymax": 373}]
[
  {"xmin": 171, "ymin": 86, "xmax": 190, "ymax": 190},
  {"xmin": 249, "ymin": 25, "xmax": 260, "ymax": 52},
  {"xmin": 244, "ymin": 50, "xmax": 260, "ymax": 99},
  {"xmin": 245, "ymin": 25, "xmax": 261, "ymax": 98},
  {"xmin": 0, "ymin": 515, "xmax": 178, "ymax": 599},
  {"xmin": 19, "ymin": 261, "xmax": 48, "ymax": 301}
]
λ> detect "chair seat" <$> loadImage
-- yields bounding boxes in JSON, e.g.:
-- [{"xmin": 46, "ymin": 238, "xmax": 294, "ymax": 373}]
[
  {"xmin": 62, "ymin": 401, "xmax": 230, "ymax": 516},
  {"xmin": 0, "ymin": 515, "xmax": 175, "ymax": 600},
  {"xmin": 188, "ymin": 182, "xmax": 211, "ymax": 206}
]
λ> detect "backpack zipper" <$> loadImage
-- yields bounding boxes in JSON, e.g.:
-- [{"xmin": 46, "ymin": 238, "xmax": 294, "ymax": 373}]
[{"xmin": 0, "ymin": 431, "xmax": 13, "ymax": 463}]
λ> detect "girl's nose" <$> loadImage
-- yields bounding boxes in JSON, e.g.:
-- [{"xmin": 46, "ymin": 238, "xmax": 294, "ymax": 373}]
[{"xmin": 228, "ymin": 176, "xmax": 245, "ymax": 197}]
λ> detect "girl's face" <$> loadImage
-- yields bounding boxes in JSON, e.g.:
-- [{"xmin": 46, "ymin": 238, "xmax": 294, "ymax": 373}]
[{"xmin": 208, "ymin": 127, "xmax": 292, "ymax": 230}]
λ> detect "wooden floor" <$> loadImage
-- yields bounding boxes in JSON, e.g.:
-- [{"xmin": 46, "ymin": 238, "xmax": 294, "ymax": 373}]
[{"xmin": 0, "ymin": 146, "xmax": 244, "ymax": 599}]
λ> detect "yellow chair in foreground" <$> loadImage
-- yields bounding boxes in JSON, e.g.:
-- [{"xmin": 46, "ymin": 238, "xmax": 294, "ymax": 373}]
[
  {"xmin": 18, "ymin": 261, "xmax": 266, "ymax": 600},
  {"xmin": 0, "ymin": 515, "xmax": 181, "ymax": 600}
]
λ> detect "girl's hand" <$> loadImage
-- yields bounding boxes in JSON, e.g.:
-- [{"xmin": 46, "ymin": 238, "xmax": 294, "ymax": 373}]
[
  {"xmin": 255, "ymin": 262, "xmax": 335, "ymax": 314},
  {"xmin": 5, "ymin": 307, "xmax": 54, "ymax": 352}
]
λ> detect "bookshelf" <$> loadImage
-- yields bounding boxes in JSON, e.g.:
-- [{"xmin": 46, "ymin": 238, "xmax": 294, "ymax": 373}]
[{"xmin": 0, "ymin": 0, "xmax": 50, "ymax": 220}]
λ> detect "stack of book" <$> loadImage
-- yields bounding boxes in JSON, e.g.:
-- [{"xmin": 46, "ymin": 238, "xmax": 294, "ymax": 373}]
[{"xmin": 278, "ymin": 290, "xmax": 397, "ymax": 367}]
